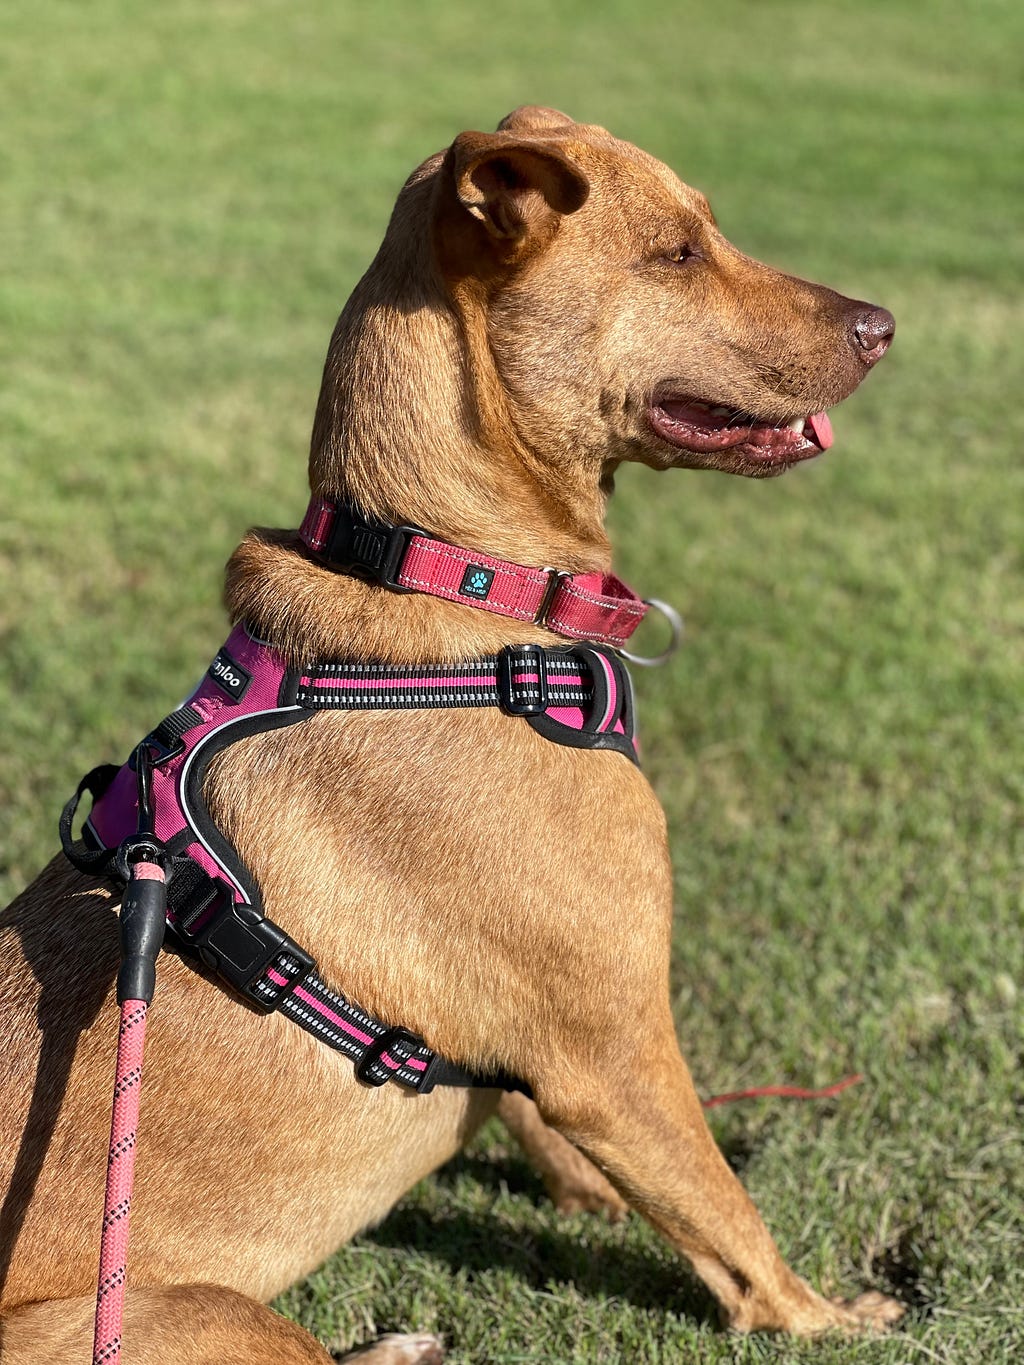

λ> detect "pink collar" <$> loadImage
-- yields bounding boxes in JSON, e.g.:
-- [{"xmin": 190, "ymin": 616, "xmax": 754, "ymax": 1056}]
[{"xmin": 299, "ymin": 496, "xmax": 649, "ymax": 649}]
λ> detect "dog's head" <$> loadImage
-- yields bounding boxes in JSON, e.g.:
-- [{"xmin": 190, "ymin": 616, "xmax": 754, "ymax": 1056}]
[{"xmin": 432, "ymin": 105, "xmax": 893, "ymax": 480}]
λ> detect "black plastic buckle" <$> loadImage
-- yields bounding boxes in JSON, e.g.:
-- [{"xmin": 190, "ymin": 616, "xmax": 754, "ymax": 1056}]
[
  {"xmin": 355, "ymin": 1026, "xmax": 424, "ymax": 1087},
  {"xmin": 497, "ymin": 644, "xmax": 549, "ymax": 716},
  {"xmin": 322, "ymin": 504, "xmax": 422, "ymax": 590},
  {"xmin": 180, "ymin": 888, "xmax": 316, "ymax": 1014}
]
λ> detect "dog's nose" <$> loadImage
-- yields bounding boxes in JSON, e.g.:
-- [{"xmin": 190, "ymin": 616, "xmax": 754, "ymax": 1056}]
[{"xmin": 853, "ymin": 306, "xmax": 895, "ymax": 367}]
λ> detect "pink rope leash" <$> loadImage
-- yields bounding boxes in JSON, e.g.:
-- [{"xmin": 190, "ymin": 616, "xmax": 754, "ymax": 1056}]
[
  {"xmin": 92, "ymin": 856, "xmax": 166, "ymax": 1365},
  {"xmin": 93, "ymin": 999, "xmax": 149, "ymax": 1365}
]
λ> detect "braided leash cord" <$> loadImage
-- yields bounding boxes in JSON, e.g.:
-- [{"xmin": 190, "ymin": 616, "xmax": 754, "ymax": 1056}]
[
  {"xmin": 92, "ymin": 998, "xmax": 148, "ymax": 1365},
  {"xmin": 91, "ymin": 848, "xmax": 166, "ymax": 1365}
]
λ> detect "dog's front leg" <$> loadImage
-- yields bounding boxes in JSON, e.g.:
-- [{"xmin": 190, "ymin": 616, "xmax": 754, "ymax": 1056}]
[
  {"xmin": 497, "ymin": 1091, "xmax": 628, "ymax": 1221},
  {"xmin": 531, "ymin": 1023, "xmax": 902, "ymax": 1336}
]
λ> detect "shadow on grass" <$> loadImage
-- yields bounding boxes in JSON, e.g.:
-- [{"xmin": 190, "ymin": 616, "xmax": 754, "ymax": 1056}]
[
  {"xmin": 363, "ymin": 1146, "xmax": 933, "ymax": 1325},
  {"xmin": 362, "ymin": 1149, "xmax": 719, "ymax": 1324},
  {"xmin": 870, "ymin": 1234, "xmax": 933, "ymax": 1312}
]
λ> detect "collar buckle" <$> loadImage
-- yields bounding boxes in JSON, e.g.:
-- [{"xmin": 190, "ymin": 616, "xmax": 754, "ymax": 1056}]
[{"xmin": 322, "ymin": 504, "xmax": 422, "ymax": 590}]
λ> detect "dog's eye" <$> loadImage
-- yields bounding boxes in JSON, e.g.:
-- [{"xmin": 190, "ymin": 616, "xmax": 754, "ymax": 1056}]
[{"xmin": 665, "ymin": 244, "xmax": 701, "ymax": 265}]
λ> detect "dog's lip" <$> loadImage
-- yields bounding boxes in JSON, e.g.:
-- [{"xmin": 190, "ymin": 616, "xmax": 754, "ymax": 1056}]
[{"xmin": 648, "ymin": 397, "xmax": 833, "ymax": 463}]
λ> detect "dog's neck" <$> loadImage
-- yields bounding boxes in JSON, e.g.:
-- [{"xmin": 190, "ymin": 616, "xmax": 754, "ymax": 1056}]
[
  {"xmin": 226, "ymin": 173, "xmax": 616, "ymax": 664},
  {"xmin": 309, "ymin": 175, "xmax": 612, "ymax": 567}
]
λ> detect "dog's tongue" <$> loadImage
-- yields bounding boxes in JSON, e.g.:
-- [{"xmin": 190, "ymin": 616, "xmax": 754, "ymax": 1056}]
[{"xmin": 807, "ymin": 411, "xmax": 833, "ymax": 450}]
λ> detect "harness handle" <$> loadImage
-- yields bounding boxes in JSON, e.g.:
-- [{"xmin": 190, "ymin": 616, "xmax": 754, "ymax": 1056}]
[{"xmin": 59, "ymin": 764, "xmax": 121, "ymax": 878}]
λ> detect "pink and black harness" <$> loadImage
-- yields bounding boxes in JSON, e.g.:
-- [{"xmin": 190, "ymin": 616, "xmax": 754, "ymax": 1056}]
[{"xmin": 62, "ymin": 500, "xmax": 645, "ymax": 1095}]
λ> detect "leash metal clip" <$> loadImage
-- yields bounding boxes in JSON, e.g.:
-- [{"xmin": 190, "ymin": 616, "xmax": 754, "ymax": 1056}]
[{"xmin": 619, "ymin": 598, "xmax": 684, "ymax": 667}]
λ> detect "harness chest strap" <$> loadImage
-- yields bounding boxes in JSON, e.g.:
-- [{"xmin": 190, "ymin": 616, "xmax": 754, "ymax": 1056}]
[
  {"xmin": 62, "ymin": 626, "xmax": 638, "ymax": 1094},
  {"xmin": 299, "ymin": 497, "xmax": 650, "ymax": 648}
]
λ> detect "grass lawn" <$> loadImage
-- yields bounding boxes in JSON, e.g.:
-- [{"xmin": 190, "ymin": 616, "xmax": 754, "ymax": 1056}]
[{"xmin": 2, "ymin": 1, "xmax": 1022, "ymax": 1361}]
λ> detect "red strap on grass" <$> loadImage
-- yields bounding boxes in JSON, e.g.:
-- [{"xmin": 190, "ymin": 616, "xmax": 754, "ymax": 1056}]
[{"xmin": 701, "ymin": 1073, "xmax": 863, "ymax": 1109}]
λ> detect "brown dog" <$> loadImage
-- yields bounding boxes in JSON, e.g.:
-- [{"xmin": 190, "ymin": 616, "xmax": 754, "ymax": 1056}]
[{"xmin": 0, "ymin": 107, "xmax": 898, "ymax": 1363}]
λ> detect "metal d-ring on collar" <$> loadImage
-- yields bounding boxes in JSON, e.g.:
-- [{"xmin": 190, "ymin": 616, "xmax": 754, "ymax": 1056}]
[
  {"xmin": 619, "ymin": 597, "xmax": 684, "ymax": 667},
  {"xmin": 535, "ymin": 567, "xmax": 571, "ymax": 627}
]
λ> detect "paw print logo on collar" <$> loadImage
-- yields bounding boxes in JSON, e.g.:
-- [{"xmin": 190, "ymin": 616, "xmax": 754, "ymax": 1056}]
[{"xmin": 458, "ymin": 564, "xmax": 495, "ymax": 600}]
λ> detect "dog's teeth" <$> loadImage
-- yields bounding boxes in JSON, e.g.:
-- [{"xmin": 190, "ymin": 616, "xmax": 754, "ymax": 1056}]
[{"xmin": 786, "ymin": 417, "xmax": 806, "ymax": 433}]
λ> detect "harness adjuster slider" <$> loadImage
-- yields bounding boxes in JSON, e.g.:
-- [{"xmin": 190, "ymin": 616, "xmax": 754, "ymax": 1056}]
[
  {"xmin": 497, "ymin": 644, "xmax": 549, "ymax": 716},
  {"xmin": 179, "ymin": 891, "xmax": 316, "ymax": 1014},
  {"xmin": 322, "ymin": 505, "xmax": 422, "ymax": 591},
  {"xmin": 355, "ymin": 1026, "xmax": 424, "ymax": 1087}
]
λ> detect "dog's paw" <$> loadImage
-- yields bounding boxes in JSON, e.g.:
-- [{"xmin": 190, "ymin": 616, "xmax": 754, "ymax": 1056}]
[
  {"xmin": 829, "ymin": 1289, "xmax": 906, "ymax": 1332},
  {"xmin": 335, "ymin": 1332, "xmax": 444, "ymax": 1364},
  {"xmin": 726, "ymin": 1278, "xmax": 907, "ymax": 1337}
]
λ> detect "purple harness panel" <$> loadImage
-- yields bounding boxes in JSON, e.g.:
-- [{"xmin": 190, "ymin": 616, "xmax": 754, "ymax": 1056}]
[{"xmin": 87, "ymin": 625, "xmax": 295, "ymax": 914}]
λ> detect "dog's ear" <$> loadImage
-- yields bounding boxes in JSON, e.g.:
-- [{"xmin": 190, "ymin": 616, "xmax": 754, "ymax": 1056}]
[
  {"xmin": 448, "ymin": 130, "xmax": 590, "ymax": 247},
  {"xmin": 496, "ymin": 105, "xmax": 577, "ymax": 134}
]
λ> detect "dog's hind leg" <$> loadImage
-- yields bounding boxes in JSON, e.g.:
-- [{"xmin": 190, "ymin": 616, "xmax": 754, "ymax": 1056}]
[
  {"xmin": 337, "ymin": 1333, "xmax": 443, "ymax": 1364},
  {"xmin": 498, "ymin": 1092, "xmax": 628, "ymax": 1221},
  {"xmin": 0, "ymin": 1288, "xmax": 446, "ymax": 1365},
  {"xmin": 0, "ymin": 1286, "xmax": 335, "ymax": 1364}
]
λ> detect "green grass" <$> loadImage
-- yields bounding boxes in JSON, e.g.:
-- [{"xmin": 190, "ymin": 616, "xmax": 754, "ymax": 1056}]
[{"xmin": 2, "ymin": 1, "xmax": 1022, "ymax": 1361}]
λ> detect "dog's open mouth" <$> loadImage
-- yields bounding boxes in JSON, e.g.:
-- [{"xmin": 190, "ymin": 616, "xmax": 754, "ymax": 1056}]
[{"xmin": 649, "ymin": 397, "xmax": 834, "ymax": 465}]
